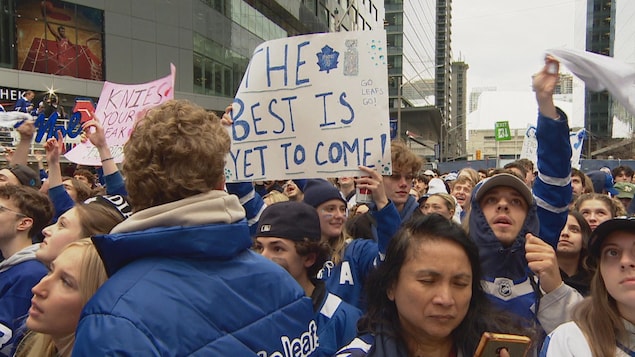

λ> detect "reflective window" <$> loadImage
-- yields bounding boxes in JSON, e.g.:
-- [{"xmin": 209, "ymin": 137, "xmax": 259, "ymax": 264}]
[{"xmin": 193, "ymin": 33, "xmax": 249, "ymax": 97}]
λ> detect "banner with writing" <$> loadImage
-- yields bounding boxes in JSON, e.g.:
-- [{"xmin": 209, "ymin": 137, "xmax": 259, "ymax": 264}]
[
  {"xmin": 225, "ymin": 31, "xmax": 390, "ymax": 182},
  {"xmin": 65, "ymin": 64, "xmax": 175, "ymax": 165},
  {"xmin": 520, "ymin": 125, "xmax": 585, "ymax": 169}
]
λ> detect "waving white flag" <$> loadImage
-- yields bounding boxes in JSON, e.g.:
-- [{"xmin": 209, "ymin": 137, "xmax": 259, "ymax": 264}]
[{"xmin": 548, "ymin": 48, "xmax": 635, "ymax": 116}]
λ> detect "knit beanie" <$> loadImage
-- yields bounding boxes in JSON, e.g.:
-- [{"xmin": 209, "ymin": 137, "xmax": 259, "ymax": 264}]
[
  {"xmin": 292, "ymin": 179, "xmax": 307, "ymax": 191},
  {"xmin": 303, "ymin": 179, "xmax": 346, "ymax": 208}
]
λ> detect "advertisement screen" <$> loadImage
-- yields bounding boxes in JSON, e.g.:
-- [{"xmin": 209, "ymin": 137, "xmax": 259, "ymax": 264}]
[{"xmin": 16, "ymin": 0, "xmax": 104, "ymax": 80}]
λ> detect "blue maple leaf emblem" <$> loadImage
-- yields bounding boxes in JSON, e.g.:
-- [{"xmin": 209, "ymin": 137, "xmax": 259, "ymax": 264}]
[{"xmin": 316, "ymin": 45, "xmax": 339, "ymax": 73}]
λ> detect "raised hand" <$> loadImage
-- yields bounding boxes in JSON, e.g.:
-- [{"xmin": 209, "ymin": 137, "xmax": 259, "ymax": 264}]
[
  {"xmin": 356, "ymin": 165, "xmax": 389, "ymax": 210},
  {"xmin": 525, "ymin": 233, "xmax": 563, "ymax": 293}
]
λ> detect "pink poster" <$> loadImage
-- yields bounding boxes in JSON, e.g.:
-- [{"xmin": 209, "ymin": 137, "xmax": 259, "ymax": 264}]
[{"xmin": 65, "ymin": 64, "xmax": 176, "ymax": 166}]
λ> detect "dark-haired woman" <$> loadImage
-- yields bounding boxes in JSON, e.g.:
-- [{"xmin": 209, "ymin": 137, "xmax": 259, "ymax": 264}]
[{"xmin": 336, "ymin": 214, "xmax": 532, "ymax": 356}]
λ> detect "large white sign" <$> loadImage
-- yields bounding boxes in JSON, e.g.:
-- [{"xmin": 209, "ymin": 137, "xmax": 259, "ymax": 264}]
[{"xmin": 225, "ymin": 31, "xmax": 391, "ymax": 182}]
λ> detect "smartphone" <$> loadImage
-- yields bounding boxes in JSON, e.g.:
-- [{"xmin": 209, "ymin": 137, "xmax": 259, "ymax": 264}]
[{"xmin": 474, "ymin": 332, "xmax": 531, "ymax": 357}]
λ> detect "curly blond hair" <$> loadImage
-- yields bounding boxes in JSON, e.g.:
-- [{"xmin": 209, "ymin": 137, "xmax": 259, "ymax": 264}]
[
  {"xmin": 390, "ymin": 140, "xmax": 423, "ymax": 175},
  {"xmin": 122, "ymin": 100, "xmax": 230, "ymax": 211}
]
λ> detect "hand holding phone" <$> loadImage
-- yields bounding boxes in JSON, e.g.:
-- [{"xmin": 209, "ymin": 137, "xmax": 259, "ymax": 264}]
[{"xmin": 474, "ymin": 332, "xmax": 531, "ymax": 357}]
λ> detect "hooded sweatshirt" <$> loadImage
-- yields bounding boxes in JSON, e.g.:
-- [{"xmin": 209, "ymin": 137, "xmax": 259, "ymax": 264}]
[
  {"xmin": 468, "ymin": 109, "xmax": 582, "ymax": 334},
  {"xmin": 73, "ymin": 190, "xmax": 317, "ymax": 356}
]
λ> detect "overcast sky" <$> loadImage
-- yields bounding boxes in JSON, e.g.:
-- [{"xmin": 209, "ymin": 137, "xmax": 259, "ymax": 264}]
[{"xmin": 452, "ymin": 0, "xmax": 580, "ymax": 92}]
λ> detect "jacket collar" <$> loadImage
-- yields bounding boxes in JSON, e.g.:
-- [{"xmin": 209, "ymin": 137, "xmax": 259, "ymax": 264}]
[{"xmin": 94, "ymin": 191, "xmax": 251, "ymax": 276}]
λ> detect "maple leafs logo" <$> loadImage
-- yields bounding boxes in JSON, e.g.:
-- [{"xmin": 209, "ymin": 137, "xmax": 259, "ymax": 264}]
[{"xmin": 316, "ymin": 45, "xmax": 339, "ymax": 74}]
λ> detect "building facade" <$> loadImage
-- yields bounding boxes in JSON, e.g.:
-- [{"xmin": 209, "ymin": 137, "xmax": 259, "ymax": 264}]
[
  {"xmin": 584, "ymin": 0, "xmax": 613, "ymax": 139},
  {"xmin": 447, "ymin": 60, "xmax": 467, "ymax": 160},
  {"xmin": 385, "ymin": 0, "xmax": 451, "ymax": 160},
  {"xmin": 0, "ymin": 0, "xmax": 383, "ymax": 113}
]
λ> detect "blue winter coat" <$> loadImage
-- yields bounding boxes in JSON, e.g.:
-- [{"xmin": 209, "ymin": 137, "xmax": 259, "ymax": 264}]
[{"xmin": 73, "ymin": 219, "xmax": 317, "ymax": 356}]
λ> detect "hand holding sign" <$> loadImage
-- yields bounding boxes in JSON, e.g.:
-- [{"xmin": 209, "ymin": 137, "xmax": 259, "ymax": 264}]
[
  {"xmin": 221, "ymin": 105, "xmax": 233, "ymax": 126},
  {"xmin": 82, "ymin": 118, "xmax": 107, "ymax": 149},
  {"xmin": 65, "ymin": 64, "xmax": 175, "ymax": 166}
]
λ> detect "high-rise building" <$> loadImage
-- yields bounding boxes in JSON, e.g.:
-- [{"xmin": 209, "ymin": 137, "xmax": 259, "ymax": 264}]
[
  {"xmin": 0, "ymin": 0, "xmax": 386, "ymax": 163},
  {"xmin": 555, "ymin": 73, "xmax": 573, "ymax": 95},
  {"xmin": 435, "ymin": 0, "xmax": 452, "ymax": 137},
  {"xmin": 468, "ymin": 86, "xmax": 496, "ymax": 113},
  {"xmin": 584, "ymin": 0, "xmax": 613, "ymax": 139},
  {"xmin": 448, "ymin": 60, "xmax": 467, "ymax": 160},
  {"xmin": 577, "ymin": 0, "xmax": 635, "ymax": 157},
  {"xmin": 386, "ymin": 0, "xmax": 451, "ymax": 160}
]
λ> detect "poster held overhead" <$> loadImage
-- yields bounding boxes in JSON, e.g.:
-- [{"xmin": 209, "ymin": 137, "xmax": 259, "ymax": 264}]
[
  {"xmin": 65, "ymin": 64, "xmax": 176, "ymax": 166},
  {"xmin": 225, "ymin": 30, "xmax": 391, "ymax": 182}
]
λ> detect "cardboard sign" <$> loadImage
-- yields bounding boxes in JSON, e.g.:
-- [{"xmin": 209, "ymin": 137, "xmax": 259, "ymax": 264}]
[
  {"xmin": 520, "ymin": 126, "xmax": 585, "ymax": 169},
  {"xmin": 224, "ymin": 31, "xmax": 391, "ymax": 182},
  {"xmin": 65, "ymin": 64, "xmax": 175, "ymax": 165}
]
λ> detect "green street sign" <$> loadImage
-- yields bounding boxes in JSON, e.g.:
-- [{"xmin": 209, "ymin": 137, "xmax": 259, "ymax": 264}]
[{"xmin": 495, "ymin": 121, "xmax": 512, "ymax": 141}]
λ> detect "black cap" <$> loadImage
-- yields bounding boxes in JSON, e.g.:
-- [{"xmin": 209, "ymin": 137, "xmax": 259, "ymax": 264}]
[
  {"xmin": 589, "ymin": 217, "xmax": 635, "ymax": 259},
  {"xmin": 257, "ymin": 201, "xmax": 321, "ymax": 242},
  {"xmin": 8, "ymin": 164, "xmax": 40, "ymax": 188}
]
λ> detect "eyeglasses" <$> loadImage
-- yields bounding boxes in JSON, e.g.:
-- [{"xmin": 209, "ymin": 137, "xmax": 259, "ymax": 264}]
[
  {"xmin": 387, "ymin": 172, "xmax": 415, "ymax": 182},
  {"xmin": 0, "ymin": 204, "xmax": 27, "ymax": 218}
]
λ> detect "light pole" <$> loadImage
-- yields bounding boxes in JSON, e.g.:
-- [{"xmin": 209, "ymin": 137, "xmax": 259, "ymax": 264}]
[
  {"xmin": 396, "ymin": 64, "xmax": 442, "ymax": 143},
  {"xmin": 444, "ymin": 122, "xmax": 467, "ymax": 161}
]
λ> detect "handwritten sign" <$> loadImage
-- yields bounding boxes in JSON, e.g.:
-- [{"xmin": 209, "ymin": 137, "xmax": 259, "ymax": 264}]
[
  {"xmin": 520, "ymin": 126, "xmax": 537, "ymax": 164},
  {"xmin": 224, "ymin": 31, "xmax": 390, "ymax": 182},
  {"xmin": 520, "ymin": 126, "xmax": 585, "ymax": 169},
  {"xmin": 569, "ymin": 128, "xmax": 585, "ymax": 170},
  {"xmin": 65, "ymin": 64, "xmax": 175, "ymax": 165}
]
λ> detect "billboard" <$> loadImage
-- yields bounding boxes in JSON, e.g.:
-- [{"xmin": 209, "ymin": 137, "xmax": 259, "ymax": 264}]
[{"xmin": 16, "ymin": 0, "xmax": 104, "ymax": 80}]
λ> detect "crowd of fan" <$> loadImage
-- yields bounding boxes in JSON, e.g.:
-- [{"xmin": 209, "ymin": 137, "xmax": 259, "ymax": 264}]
[{"xmin": 0, "ymin": 58, "xmax": 633, "ymax": 357}]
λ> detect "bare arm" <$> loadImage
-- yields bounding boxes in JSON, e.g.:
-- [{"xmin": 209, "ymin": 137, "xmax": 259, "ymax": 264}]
[
  {"xmin": 533, "ymin": 56, "xmax": 560, "ymax": 119},
  {"xmin": 44, "ymin": 134, "xmax": 63, "ymax": 189},
  {"xmin": 82, "ymin": 118, "xmax": 118, "ymax": 175},
  {"xmin": 10, "ymin": 120, "xmax": 36, "ymax": 166}
]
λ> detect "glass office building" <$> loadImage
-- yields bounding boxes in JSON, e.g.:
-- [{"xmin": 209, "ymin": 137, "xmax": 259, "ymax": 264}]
[{"xmin": 0, "ymin": 0, "xmax": 383, "ymax": 112}]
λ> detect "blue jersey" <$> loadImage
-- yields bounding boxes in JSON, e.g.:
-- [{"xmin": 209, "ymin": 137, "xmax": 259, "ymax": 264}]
[
  {"xmin": 0, "ymin": 245, "xmax": 46, "ymax": 357},
  {"xmin": 314, "ymin": 290, "xmax": 362, "ymax": 356},
  {"xmin": 318, "ymin": 201, "xmax": 400, "ymax": 310}
]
